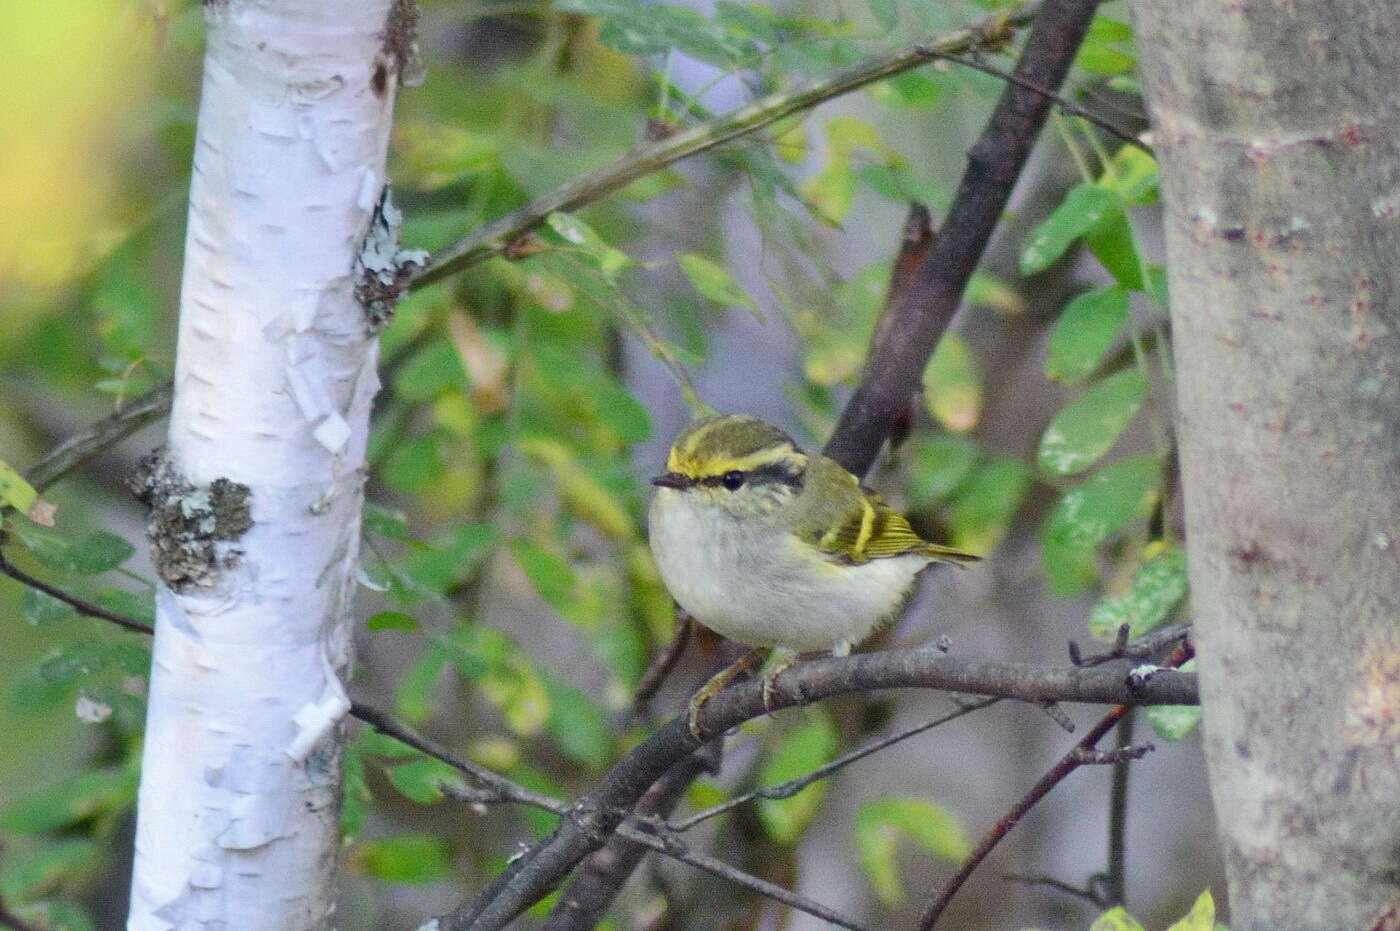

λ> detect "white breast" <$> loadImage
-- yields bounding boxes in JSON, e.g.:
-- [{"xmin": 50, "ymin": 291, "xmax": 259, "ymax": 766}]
[{"xmin": 647, "ymin": 489, "xmax": 928, "ymax": 651}]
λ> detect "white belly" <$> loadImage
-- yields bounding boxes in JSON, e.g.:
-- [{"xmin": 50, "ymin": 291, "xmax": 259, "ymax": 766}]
[{"xmin": 647, "ymin": 489, "xmax": 928, "ymax": 651}]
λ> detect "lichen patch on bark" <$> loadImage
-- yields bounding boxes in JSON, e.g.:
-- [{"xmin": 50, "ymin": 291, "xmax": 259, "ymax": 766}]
[
  {"xmin": 128, "ymin": 450, "xmax": 253, "ymax": 591},
  {"xmin": 354, "ymin": 185, "xmax": 427, "ymax": 330}
]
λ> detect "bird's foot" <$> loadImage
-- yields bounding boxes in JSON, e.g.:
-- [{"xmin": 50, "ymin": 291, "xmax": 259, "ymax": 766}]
[
  {"xmin": 687, "ymin": 647, "xmax": 769, "ymax": 740},
  {"xmin": 760, "ymin": 653, "xmax": 799, "ymax": 713}
]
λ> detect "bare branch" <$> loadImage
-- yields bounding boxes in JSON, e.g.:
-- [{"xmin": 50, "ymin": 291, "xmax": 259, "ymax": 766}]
[
  {"xmin": 21, "ymin": 383, "xmax": 172, "ymax": 495},
  {"xmin": 0, "ymin": 546, "xmax": 153, "ymax": 635},
  {"xmin": 922, "ymin": 49, "xmax": 1151, "ymax": 155},
  {"xmin": 1104, "ymin": 710, "xmax": 1135, "ymax": 906},
  {"xmin": 669, "ymin": 697, "xmax": 997, "ymax": 833},
  {"xmin": 917, "ymin": 643, "xmax": 1190, "ymax": 929},
  {"xmin": 406, "ymin": 1, "xmax": 1043, "ymax": 289},
  {"xmin": 824, "ymin": 0, "xmax": 1100, "ymax": 476}
]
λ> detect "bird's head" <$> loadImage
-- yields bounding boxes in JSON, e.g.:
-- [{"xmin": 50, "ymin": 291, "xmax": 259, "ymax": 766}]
[{"xmin": 651, "ymin": 414, "xmax": 807, "ymax": 518}]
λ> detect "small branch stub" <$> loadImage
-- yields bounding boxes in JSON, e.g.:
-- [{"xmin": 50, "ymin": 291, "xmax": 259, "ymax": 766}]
[
  {"xmin": 127, "ymin": 449, "xmax": 252, "ymax": 591},
  {"xmin": 354, "ymin": 185, "xmax": 428, "ymax": 330}
]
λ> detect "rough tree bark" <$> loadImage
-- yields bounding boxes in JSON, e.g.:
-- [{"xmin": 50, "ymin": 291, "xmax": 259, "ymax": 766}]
[
  {"xmin": 1131, "ymin": 3, "xmax": 1400, "ymax": 927},
  {"xmin": 126, "ymin": 2, "xmax": 409, "ymax": 927}
]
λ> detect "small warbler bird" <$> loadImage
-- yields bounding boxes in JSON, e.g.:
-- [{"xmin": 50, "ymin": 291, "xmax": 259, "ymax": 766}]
[{"xmin": 648, "ymin": 414, "xmax": 978, "ymax": 736}]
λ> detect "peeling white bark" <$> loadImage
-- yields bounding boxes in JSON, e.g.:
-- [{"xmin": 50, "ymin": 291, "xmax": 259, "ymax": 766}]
[{"xmin": 128, "ymin": 2, "xmax": 400, "ymax": 928}]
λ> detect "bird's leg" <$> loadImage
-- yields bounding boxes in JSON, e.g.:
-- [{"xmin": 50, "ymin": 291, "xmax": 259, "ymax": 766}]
[
  {"xmin": 687, "ymin": 647, "xmax": 769, "ymax": 739},
  {"xmin": 761, "ymin": 649, "xmax": 799, "ymax": 712}
]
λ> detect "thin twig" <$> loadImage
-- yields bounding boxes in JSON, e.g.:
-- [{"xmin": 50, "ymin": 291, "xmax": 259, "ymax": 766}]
[
  {"xmin": 917, "ymin": 643, "xmax": 1190, "ymax": 929},
  {"xmin": 1002, "ymin": 873, "xmax": 1106, "ymax": 907},
  {"xmin": 0, "ymin": 546, "xmax": 153, "ymax": 635},
  {"xmin": 629, "ymin": 616, "xmax": 695, "ymax": 721},
  {"xmin": 435, "ymin": 781, "xmax": 874, "ymax": 931},
  {"xmin": 918, "ymin": 703, "xmax": 1133, "ymax": 928},
  {"xmin": 406, "ymin": 1, "xmax": 1044, "ymax": 289},
  {"xmin": 669, "ymin": 698, "xmax": 997, "ymax": 833},
  {"xmin": 922, "ymin": 49, "xmax": 1151, "ymax": 155},
  {"xmin": 1104, "ymin": 709, "xmax": 1135, "ymax": 906},
  {"xmin": 21, "ymin": 383, "xmax": 173, "ymax": 494}
]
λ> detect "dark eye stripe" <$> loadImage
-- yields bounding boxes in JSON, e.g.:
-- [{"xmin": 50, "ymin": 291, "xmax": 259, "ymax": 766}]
[{"xmin": 748, "ymin": 462, "xmax": 805, "ymax": 489}]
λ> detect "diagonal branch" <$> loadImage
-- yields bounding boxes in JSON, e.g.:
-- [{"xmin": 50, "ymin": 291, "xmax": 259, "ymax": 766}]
[
  {"xmin": 406, "ymin": 1, "xmax": 1043, "ymax": 289},
  {"xmin": 20, "ymin": 383, "xmax": 173, "ymax": 496},
  {"xmin": 824, "ymin": 0, "xmax": 1100, "ymax": 476},
  {"xmin": 0, "ymin": 546, "xmax": 154, "ymax": 635},
  {"xmin": 669, "ymin": 698, "xmax": 997, "ymax": 833},
  {"xmin": 916, "ymin": 643, "xmax": 1191, "ymax": 929}
]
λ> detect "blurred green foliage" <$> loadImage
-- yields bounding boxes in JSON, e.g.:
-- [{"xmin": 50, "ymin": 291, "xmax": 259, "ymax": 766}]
[{"xmin": 0, "ymin": 0, "xmax": 1190, "ymax": 926}]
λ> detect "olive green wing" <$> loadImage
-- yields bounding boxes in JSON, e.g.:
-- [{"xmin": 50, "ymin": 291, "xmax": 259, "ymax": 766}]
[{"xmin": 795, "ymin": 456, "xmax": 979, "ymax": 566}]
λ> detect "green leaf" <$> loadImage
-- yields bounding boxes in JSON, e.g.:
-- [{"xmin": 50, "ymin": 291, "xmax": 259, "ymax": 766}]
[
  {"xmin": 1038, "ymin": 369, "xmax": 1146, "ymax": 475},
  {"xmin": 1086, "ymin": 16, "xmax": 1133, "ymax": 42},
  {"xmin": 907, "ymin": 435, "xmax": 980, "ymax": 503},
  {"xmin": 353, "ymin": 834, "xmax": 454, "ymax": 884},
  {"xmin": 38, "ymin": 642, "xmax": 111, "ymax": 684},
  {"xmin": 0, "ymin": 769, "xmax": 135, "ymax": 834},
  {"xmin": 383, "ymin": 431, "xmax": 445, "ymax": 494},
  {"xmin": 0, "ymin": 459, "xmax": 54, "ymax": 525},
  {"xmin": 543, "ymin": 212, "xmax": 635, "ymax": 282},
  {"xmin": 1091, "ymin": 907, "xmax": 1147, "ymax": 931},
  {"xmin": 510, "ymin": 539, "xmax": 578, "ymax": 618},
  {"xmin": 948, "ymin": 458, "xmax": 1032, "ymax": 555},
  {"xmin": 8, "ymin": 523, "xmax": 73, "ymax": 569},
  {"xmin": 800, "ymin": 155, "xmax": 856, "ymax": 226},
  {"xmin": 1166, "ymin": 890, "xmax": 1216, "ymax": 931},
  {"xmin": 11, "ymin": 898, "xmax": 94, "ymax": 931},
  {"xmin": 923, "ymin": 334, "xmax": 981, "ymax": 433},
  {"xmin": 1148, "ymin": 659, "xmax": 1201, "ymax": 741},
  {"xmin": 402, "ymin": 524, "xmax": 498, "ymax": 595},
  {"xmin": 394, "ymin": 339, "xmax": 468, "ymax": 401},
  {"xmin": 342, "ymin": 741, "xmax": 371, "ymax": 839},
  {"xmin": 386, "ymin": 757, "xmax": 464, "ymax": 804},
  {"xmin": 1019, "ymin": 184, "xmax": 1116, "ymax": 275},
  {"xmin": 1088, "ymin": 545, "xmax": 1188, "ymax": 639},
  {"xmin": 1076, "ymin": 42, "xmax": 1136, "ymax": 75},
  {"xmin": 545, "ymin": 680, "xmax": 611, "ymax": 768},
  {"xmin": 1045, "ymin": 287, "xmax": 1129, "ymax": 385},
  {"xmin": 867, "ymin": 0, "xmax": 899, "ymax": 31},
  {"xmin": 678, "ymin": 253, "xmax": 762, "ymax": 320},
  {"xmin": 1100, "ymin": 146, "xmax": 1158, "ymax": 206},
  {"xmin": 1083, "ymin": 205, "xmax": 1145, "ymax": 290},
  {"xmin": 366, "ymin": 611, "xmax": 421, "ymax": 633},
  {"xmin": 1040, "ymin": 531, "xmax": 1099, "ymax": 598},
  {"xmin": 1044, "ymin": 455, "xmax": 1161, "ymax": 549},
  {"xmin": 1146, "ymin": 264, "xmax": 1169, "ymax": 308},
  {"xmin": 21, "ymin": 588, "xmax": 76, "ymax": 627},
  {"xmin": 854, "ymin": 797, "xmax": 970, "ymax": 906},
  {"xmin": 65, "ymin": 531, "xmax": 135, "ymax": 575},
  {"xmin": 757, "ymin": 711, "xmax": 838, "ymax": 844},
  {"xmin": 0, "ymin": 840, "xmax": 99, "ymax": 903},
  {"xmin": 95, "ymin": 588, "xmax": 155, "ymax": 625}
]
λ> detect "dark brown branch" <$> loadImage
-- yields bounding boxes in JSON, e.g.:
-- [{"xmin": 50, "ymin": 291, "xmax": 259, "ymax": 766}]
[
  {"xmin": 540, "ymin": 748, "xmax": 714, "ymax": 931},
  {"xmin": 1104, "ymin": 710, "xmax": 1135, "ymax": 906},
  {"xmin": 824, "ymin": 0, "xmax": 1101, "ymax": 476},
  {"xmin": 916, "ymin": 643, "xmax": 1189, "ymax": 928},
  {"xmin": 0, "ymin": 546, "xmax": 153, "ymax": 635},
  {"xmin": 923, "ymin": 49, "xmax": 1151, "ymax": 155},
  {"xmin": 918, "ymin": 703, "xmax": 1133, "ymax": 928},
  {"xmin": 443, "ymin": 648, "xmax": 1194, "ymax": 929},
  {"xmin": 1003, "ymin": 873, "xmax": 1106, "ymax": 907},
  {"xmin": 22, "ymin": 383, "xmax": 172, "ymax": 495}
]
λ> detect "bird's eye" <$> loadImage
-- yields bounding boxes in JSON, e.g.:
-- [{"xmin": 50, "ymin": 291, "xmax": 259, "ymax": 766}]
[{"xmin": 721, "ymin": 470, "xmax": 745, "ymax": 490}]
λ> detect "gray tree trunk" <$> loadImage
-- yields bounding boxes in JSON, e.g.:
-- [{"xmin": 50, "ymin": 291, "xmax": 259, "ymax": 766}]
[{"xmin": 1130, "ymin": 3, "xmax": 1400, "ymax": 928}]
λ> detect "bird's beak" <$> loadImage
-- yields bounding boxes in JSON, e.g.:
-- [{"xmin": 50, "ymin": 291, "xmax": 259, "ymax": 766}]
[{"xmin": 650, "ymin": 472, "xmax": 691, "ymax": 489}]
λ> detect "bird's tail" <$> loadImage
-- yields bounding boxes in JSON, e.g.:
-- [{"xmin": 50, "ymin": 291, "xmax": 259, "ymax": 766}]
[{"xmin": 919, "ymin": 542, "xmax": 982, "ymax": 566}]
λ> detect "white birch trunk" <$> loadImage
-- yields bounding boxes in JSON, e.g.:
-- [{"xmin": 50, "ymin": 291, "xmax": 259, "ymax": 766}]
[{"xmin": 128, "ymin": 2, "xmax": 404, "ymax": 927}]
